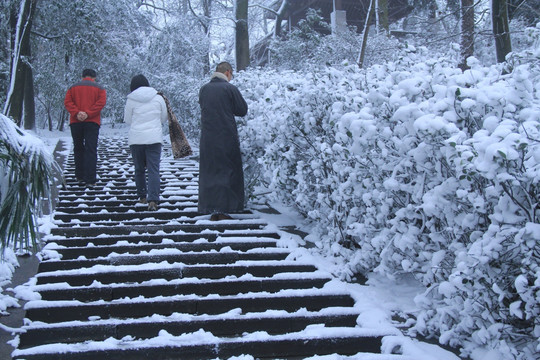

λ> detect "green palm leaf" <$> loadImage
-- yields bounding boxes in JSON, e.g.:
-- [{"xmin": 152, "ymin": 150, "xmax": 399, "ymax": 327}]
[{"xmin": 0, "ymin": 114, "xmax": 59, "ymax": 256}]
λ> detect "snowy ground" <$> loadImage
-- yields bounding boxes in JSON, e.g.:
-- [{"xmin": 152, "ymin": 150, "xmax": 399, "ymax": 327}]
[{"xmin": 0, "ymin": 123, "xmax": 466, "ymax": 360}]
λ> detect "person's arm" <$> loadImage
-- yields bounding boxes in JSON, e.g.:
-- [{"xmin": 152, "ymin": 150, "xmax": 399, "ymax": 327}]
[
  {"xmin": 124, "ymin": 99, "xmax": 134, "ymax": 124},
  {"xmin": 86, "ymin": 88, "xmax": 107, "ymax": 118},
  {"xmin": 64, "ymin": 88, "xmax": 79, "ymax": 116},
  {"xmin": 231, "ymin": 87, "xmax": 248, "ymax": 117}
]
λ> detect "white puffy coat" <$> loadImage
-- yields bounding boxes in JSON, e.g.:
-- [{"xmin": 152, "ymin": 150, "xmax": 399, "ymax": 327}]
[{"xmin": 124, "ymin": 87, "xmax": 167, "ymax": 145}]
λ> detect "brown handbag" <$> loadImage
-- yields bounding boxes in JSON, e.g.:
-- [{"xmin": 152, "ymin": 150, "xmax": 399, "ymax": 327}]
[{"xmin": 158, "ymin": 92, "xmax": 193, "ymax": 159}]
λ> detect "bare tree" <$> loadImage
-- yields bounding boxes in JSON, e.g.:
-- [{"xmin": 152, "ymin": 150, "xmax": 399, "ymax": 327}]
[
  {"xmin": 274, "ymin": 0, "xmax": 290, "ymax": 38},
  {"xmin": 492, "ymin": 0, "xmax": 512, "ymax": 63},
  {"xmin": 378, "ymin": 0, "xmax": 389, "ymax": 34},
  {"xmin": 459, "ymin": 0, "xmax": 474, "ymax": 70},
  {"xmin": 236, "ymin": 0, "xmax": 250, "ymax": 71},
  {"xmin": 357, "ymin": 0, "xmax": 375, "ymax": 68},
  {"xmin": 189, "ymin": 0, "xmax": 212, "ymax": 73},
  {"xmin": 3, "ymin": 0, "xmax": 37, "ymax": 129}
]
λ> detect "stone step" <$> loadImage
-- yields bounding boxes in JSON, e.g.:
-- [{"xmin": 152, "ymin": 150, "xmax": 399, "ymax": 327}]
[
  {"xmin": 44, "ymin": 232, "xmax": 281, "ymax": 248},
  {"xmin": 52, "ymin": 204, "xmax": 198, "ymax": 214},
  {"xmin": 50, "ymin": 222, "xmax": 268, "ymax": 237},
  {"xmin": 35, "ymin": 277, "xmax": 331, "ymax": 301},
  {"xmin": 25, "ymin": 293, "xmax": 355, "ymax": 323},
  {"xmin": 13, "ymin": 333, "xmax": 385, "ymax": 360},
  {"xmin": 35, "ymin": 264, "xmax": 319, "ymax": 286},
  {"xmin": 18, "ymin": 312, "xmax": 358, "ymax": 348},
  {"xmin": 54, "ymin": 198, "xmax": 197, "ymax": 209},
  {"xmin": 50, "ymin": 240, "xmax": 278, "ymax": 260},
  {"xmin": 38, "ymin": 251, "xmax": 291, "ymax": 272},
  {"xmin": 52, "ymin": 211, "xmax": 256, "ymax": 223}
]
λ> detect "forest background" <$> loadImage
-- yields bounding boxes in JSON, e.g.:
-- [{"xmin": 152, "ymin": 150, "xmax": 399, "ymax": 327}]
[{"xmin": 1, "ymin": 0, "xmax": 539, "ymax": 359}]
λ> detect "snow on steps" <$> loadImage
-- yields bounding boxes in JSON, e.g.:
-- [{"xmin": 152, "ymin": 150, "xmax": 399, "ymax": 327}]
[{"xmin": 13, "ymin": 137, "xmax": 402, "ymax": 360}]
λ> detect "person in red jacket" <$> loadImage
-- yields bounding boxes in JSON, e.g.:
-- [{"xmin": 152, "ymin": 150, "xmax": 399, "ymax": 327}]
[{"xmin": 64, "ymin": 69, "xmax": 106, "ymax": 187}]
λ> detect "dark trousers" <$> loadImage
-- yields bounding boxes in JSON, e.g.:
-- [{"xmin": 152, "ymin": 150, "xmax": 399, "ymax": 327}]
[
  {"xmin": 70, "ymin": 122, "xmax": 100, "ymax": 183},
  {"xmin": 130, "ymin": 143, "xmax": 162, "ymax": 202}
]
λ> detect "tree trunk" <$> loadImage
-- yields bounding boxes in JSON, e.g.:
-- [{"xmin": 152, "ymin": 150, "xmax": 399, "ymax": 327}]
[
  {"xmin": 274, "ymin": 0, "xmax": 290, "ymax": 38},
  {"xmin": 58, "ymin": 108, "xmax": 67, "ymax": 132},
  {"xmin": 459, "ymin": 0, "xmax": 475, "ymax": 71},
  {"xmin": 378, "ymin": 0, "xmax": 389, "ymax": 34},
  {"xmin": 23, "ymin": 58, "xmax": 35, "ymax": 129},
  {"xmin": 202, "ymin": 0, "xmax": 211, "ymax": 74},
  {"xmin": 235, "ymin": 0, "xmax": 250, "ymax": 71},
  {"xmin": 3, "ymin": 0, "xmax": 37, "ymax": 128},
  {"xmin": 492, "ymin": 0, "xmax": 512, "ymax": 63},
  {"xmin": 357, "ymin": 0, "xmax": 375, "ymax": 68}
]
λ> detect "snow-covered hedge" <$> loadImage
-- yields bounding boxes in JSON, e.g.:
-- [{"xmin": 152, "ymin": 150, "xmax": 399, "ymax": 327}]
[{"xmin": 236, "ymin": 25, "xmax": 540, "ymax": 359}]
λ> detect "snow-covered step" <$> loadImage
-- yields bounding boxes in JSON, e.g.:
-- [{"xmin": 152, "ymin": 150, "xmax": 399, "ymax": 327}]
[
  {"xmin": 35, "ymin": 263, "xmax": 321, "ymax": 286},
  {"xmin": 35, "ymin": 276, "xmax": 333, "ymax": 302},
  {"xmin": 41, "ymin": 233, "xmax": 281, "ymax": 247},
  {"xmin": 19, "ymin": 310, "xmax": 360, "ymax": 348},
  {"xmin": 13, "ymin": 331, "xmax": 389, "ymax": 360},
  {"xmin": 53, "ymin": 198, "xmax": 198, "ymax": 209},
  {"xmin": 14, "ymin": 137, "xmax": 398, "ymax": 359},
  {"xmin": 45, "ymin": 239, "xmax": 279, "ymax": 259},
  {"xmin": 25, "ymin": 291, "xmax": 356, "ymax": 323},
  {"xmin": 49, "ymin": 222, "xmax": 269, "ymax": 237},
  {"xmin": 38, "ymin": 251, "xmax": 291, "ymax": 272}
]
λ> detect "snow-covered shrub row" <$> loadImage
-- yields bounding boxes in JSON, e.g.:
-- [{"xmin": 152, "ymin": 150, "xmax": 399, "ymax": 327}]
[{"xmin": 236, "ymin": 26, "xmax": 540, "ymax": 359}]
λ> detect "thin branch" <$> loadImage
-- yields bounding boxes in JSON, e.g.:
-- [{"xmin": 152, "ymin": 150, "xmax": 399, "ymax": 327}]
[
  {"xmin": 249, "ymin": 3, "xmax": 278, "ymax": 16},
  {"xmin": 30, "ymin": 31, "xmax": 62, "ymax": 40},
  {"xmin": 138, "ymin": 0, "xmax": 170, "ymax": 13}
]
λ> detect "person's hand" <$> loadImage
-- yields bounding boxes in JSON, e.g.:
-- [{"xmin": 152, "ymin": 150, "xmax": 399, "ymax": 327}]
[{"xmin": 76, "ymin": 111, "xmax": 88, "ymax": 121}]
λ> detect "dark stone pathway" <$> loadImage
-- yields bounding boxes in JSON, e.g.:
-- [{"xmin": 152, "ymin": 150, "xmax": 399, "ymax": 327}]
[{"xmin": 6, "ymin": 136, "xmax": 399, "ymax": 359}]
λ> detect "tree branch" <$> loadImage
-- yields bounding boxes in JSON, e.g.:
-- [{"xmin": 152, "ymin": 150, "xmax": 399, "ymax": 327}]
[
  {"xmin": 249, "ymin": 3, "xmax": 278, "ymax": 16},
  {"xmin": 138, "ymin": 0, "xmax": 170, "ymax": 13}
]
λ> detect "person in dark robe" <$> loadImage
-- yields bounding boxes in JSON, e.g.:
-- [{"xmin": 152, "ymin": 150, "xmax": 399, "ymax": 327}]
[{"xmin": 198, "ymin": 62, "xmax": 248, "ymax": 221}]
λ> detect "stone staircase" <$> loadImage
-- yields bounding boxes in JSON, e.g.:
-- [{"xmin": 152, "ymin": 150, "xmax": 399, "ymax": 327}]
[{"xmin": 12, "ymin": 137, "xmax": 399, "ymax": 359}]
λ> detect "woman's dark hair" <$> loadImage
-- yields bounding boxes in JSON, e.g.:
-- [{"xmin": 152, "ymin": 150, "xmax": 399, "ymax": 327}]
[{"xmin": 130, "ymin": 74, "xmax": 150, "ymax": 92}]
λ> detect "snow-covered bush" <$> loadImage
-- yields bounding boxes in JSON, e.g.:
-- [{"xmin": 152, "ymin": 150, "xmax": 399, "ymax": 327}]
[{"xmin": 236, "ymin": 25, "xmax": 540, "ymax": 358}]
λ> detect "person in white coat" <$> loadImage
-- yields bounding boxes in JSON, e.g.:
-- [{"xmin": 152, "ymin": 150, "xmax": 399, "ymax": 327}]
[{"xmin": 124, "ymin": 74, "xmax": 167, "ymax": 211}]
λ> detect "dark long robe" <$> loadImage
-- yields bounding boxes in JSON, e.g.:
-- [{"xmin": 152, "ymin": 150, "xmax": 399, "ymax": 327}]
[{"xmin": 198, "ymin": 76, "xmax": 248, "ymax": 214}]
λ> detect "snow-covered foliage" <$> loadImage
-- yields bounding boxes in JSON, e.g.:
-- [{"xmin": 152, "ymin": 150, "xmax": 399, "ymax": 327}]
[
  {"xmin": 0, "ymin": 114, "xmax": 58, "ymax": 253},
  {"xmin": 268, "ymin": 9, "xmax": 404, "ymax": 71},
  {"xmin": 236, "ymin": 24, "xmax": 540, "ymax": 359}
]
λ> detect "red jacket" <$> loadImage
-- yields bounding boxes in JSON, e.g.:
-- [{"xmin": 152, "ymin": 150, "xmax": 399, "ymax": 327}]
[{"xmin": 64, "ymin": 77, "xmax": 106, "ymax": 126}]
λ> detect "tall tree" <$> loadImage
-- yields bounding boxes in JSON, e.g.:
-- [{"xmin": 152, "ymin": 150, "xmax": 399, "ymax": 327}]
[
  {"xmin": 378, "ymin": 0, "xmax": 389, "ymax": 34},
  {"xmin": 235, "ymin": 0, "xmax": 250, "ymax": 71},
  {"xmin": 492, "ymin": 0, "xmax": 512, "ymax": 63},
  {"xmin": 274, "ymin": 0, "xmax": 290, "ymax": 38},
  {"xmin": 459, "ymin": 0, "xmax": 474, "ymax": 70},
  {"xmin": 189, "ymin": 0, "xmax": 212, "ymax": 74},
  {"xmin": 357, "ymin": 0, "xmax": 375, "ymax": 68},
  {"xmin": 3, "ymin": 0, "xmax": 37, "ymax": 128}
]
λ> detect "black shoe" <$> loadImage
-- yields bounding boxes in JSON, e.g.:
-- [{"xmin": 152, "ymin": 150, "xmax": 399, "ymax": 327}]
[
  {"xmin": 86, "ymin": 183, "xmax": 96, "ymax": 189},
  {"xmin": 210, "ymin": 213, "xmax": 233, "ymax": 221}
]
